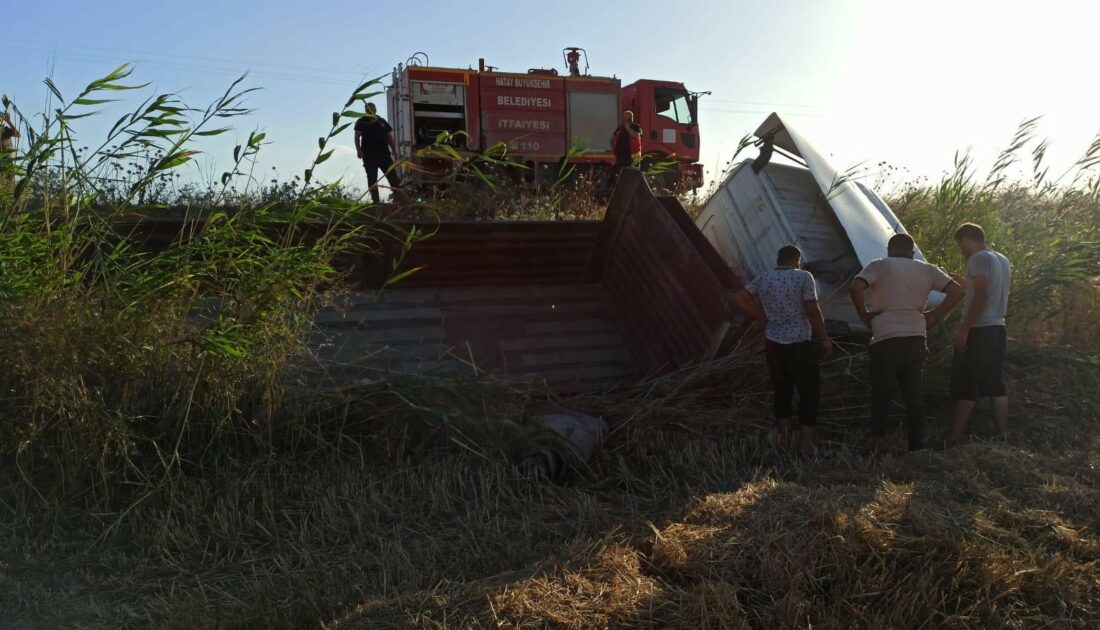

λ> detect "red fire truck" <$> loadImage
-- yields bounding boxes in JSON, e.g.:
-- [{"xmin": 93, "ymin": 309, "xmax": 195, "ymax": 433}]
[{"xmin": 385, "ymin": 49, "xmax": 705, "ymax": 189}]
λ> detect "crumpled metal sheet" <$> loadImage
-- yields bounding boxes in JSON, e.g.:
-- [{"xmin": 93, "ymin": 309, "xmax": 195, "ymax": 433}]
[{"xmin": 521, "ymin": 410, "xmax": 609, "ymax": 484}]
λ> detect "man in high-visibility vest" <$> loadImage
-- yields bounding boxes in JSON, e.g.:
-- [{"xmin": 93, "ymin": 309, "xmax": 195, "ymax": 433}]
[{"xmin": 609, "ymin": 110, "xmax": 642, "ymax": 181}]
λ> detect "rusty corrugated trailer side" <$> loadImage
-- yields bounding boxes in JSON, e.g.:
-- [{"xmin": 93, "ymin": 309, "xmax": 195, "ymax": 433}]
[
  {"xmin": 356, "ymin": 220, "xmax": 603, "ymax": 288},
  {"xmin": 592, "ymin": 169, "xmax": 745, "ymax": 374},
  {"xmin": 317, "ymin": 217, "xmax": 638, "ymax": 392},
  {"xmin": 314, "ymin": 283, "xmax": 639, "ymax": 392},
  {"xmin": 114, "ymin": 170, "xmax": 747, "ymax": 391}
]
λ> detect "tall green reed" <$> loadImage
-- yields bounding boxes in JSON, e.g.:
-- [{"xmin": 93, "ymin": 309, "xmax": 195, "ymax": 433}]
[
  {"xmin": 890, "ymin": 118, "xmax": 1100, "ymax": 347},
  {"xmin": 0, "ymin": 66, "xmax": 408, "ymax": 510}
]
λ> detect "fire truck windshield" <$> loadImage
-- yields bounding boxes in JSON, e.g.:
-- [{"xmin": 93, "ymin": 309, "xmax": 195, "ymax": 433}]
[{"xmin": 654, "ymin": 88, "xmax": 694, "ymax": 125}]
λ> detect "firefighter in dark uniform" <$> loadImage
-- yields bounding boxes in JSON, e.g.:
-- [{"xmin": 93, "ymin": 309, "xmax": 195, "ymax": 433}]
[{"xmin": 355, "ymin": 103, "xmax": 402, "ymax": 204}]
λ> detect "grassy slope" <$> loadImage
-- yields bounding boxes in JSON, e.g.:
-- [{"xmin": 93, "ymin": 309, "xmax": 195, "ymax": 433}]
[{"xmin": 2, "ymin": 344, "xmax": 1097, "ymax": 629}]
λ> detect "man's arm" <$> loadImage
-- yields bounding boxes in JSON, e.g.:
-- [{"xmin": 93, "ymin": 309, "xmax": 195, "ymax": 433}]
[
  {"xmin": 849, "ymin": 278, "xmax": 880, "ymax": 327},
  {"xmin": 734, "ymin": 289, "xmax": 767, "ymax": 325},
  {"xmin": 954, "ymin": 274, "xmax": 989, "ymax": 349},
  {"xmin": 355, "ymin": 128, "xmax": 363, "ymax": 159},
  {"xmin": 626, "ymin": 123, "xmax": 641, "ymax": 138},
  {"xmin": 387, "ymin": 131, "xmax": 397, "ymax": 155},
  {"xmin": 924, "ymin": 280, "xmax": 964, "ymax": 327},
  {"xmin": 803, "ymin": 300, "xmax": 833, "ymax": 357}
]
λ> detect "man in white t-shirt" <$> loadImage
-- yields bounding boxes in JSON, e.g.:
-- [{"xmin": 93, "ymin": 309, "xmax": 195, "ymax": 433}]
[
  {"xmin": 735, "ymin": 245, "xmax": 833, "ymax": 457},
  {"xmin": 850, "ymin": 234, "xmax": 964, "ymax": 453}
]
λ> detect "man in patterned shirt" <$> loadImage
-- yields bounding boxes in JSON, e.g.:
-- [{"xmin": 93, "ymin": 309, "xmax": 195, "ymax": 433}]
[{"xmin": 735, "ymin": 245, "xmax": 833, "ymax": 457}]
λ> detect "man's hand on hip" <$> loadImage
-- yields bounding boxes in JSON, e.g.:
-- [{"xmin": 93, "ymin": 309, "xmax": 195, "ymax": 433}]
[
  {"xmin": 923, "ymin": 310, "xmax": 939, "ymax": 328},
  {"xmin": 953, "ymin": 326, "xmax": 969, "ymax": 351},
  {"xmin": 859, "ymin": 310, "xmax": 881, "ymax": 327}
]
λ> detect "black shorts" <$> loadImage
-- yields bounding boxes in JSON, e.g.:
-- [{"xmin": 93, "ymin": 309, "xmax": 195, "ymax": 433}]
[{"xmin": 951, "ymin": 325, "xmax": 1007, "ymax": 401}]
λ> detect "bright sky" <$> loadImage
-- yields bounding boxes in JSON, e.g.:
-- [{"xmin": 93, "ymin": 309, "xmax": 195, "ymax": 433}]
[{"xmin": 4, "ymin": 0, "xmax": 1098, "ymax": 194}]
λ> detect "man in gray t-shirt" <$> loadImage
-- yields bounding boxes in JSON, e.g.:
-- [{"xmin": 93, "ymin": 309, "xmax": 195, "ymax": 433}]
[
  {"xmin": 948, "ymin": 222, "xmax": 1012, "ymax": 445},
  {"xmin": 962, "ymin": 249, "xmax": 1011, "ymax": 327}
]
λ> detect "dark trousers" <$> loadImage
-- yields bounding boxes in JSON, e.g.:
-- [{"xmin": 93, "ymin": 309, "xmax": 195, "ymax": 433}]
[
  {"xmin": 869, "ymin": 336, "xmax": 927, "ymax": 450},
  {"xmin": 363, "ymin": 153, "xmax": 401, "ymax": 204},
  {"xmin": 764, "ymin": 340, "xmax": 820, "ymax": 426}
]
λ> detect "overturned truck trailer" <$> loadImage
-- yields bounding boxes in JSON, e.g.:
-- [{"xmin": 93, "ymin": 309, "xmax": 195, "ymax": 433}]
[
  {"xmin": 123, "ymin": 116, "xmax": 928, "ymax": 392},
  {"xmin": 696, "ymin": 113, "xmax": 943, "ymax": 334},
  {"xmin": 320, "ymin": 115, "xmax": 934, "ymax": 390},
  {"xmin": 316, "ymin": 169, "xmax": 744, "ymax": 392}
]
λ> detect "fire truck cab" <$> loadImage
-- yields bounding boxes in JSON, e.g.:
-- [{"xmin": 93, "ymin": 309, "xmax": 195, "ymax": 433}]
[
  {"xmin": 385, "ymin": 51, "xmax": 703, "ymax": 190},
  {"xmin": 621, "ymin": 79, "xmax": 703, "ymax": 188}
]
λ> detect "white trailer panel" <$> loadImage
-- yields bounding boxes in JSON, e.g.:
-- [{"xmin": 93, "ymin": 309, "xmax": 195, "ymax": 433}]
[{"xmin": 698, "ymin": 113, "xmax": 943, "ymax": 333}]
